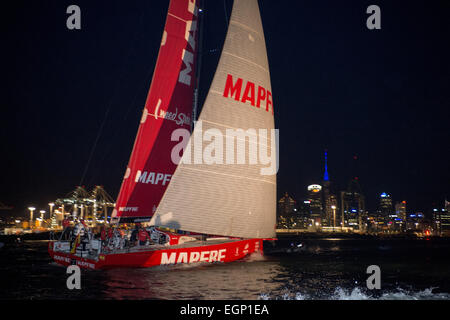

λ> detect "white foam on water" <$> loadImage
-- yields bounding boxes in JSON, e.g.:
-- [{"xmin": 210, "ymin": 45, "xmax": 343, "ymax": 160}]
[
  {"xmin": 377, "ymin": 287, "xmax": 450, "ymax": 300},
  {"xmin": 260, "ymin": 287, "xmax": 450, "ymax": 300},
  {"xmin": 331, "ymin": 287, "xmax": 372, "ymax": 300},
  {"xmin": 243, "ymin": 251, "xmax": 267, "ymax": 262},
  {"xmin": 149, "ymin": 261, "xmax": 214, "ymax": 272}
]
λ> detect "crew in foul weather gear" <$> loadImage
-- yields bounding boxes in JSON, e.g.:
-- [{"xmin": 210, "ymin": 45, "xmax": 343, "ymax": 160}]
[
  {"xmin": 61, "ymin": 218, "xmax": 72, "ymax": 240},
  {"xmin": 138, "ymin": 228, "xmax": 151, "ymax": 246},
  {"xmin": 74, "ymin": 220, "xmax": 89, "ymax": 251},
  {"xmin": 130, "ymin": 225, "xmax": 139, "ymax": 245},
  {"xmin": 100, "ymin": 226, "xmax": 107, "ymax": 248}
]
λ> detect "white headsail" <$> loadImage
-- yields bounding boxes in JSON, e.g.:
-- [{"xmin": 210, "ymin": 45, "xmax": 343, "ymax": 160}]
[{"xmin": 150, "ymin": 0, "xmax": 277, "ymax": 239}]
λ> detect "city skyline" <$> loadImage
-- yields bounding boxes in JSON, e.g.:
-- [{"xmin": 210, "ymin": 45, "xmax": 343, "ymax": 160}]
[
  {"xmin": 3, "ymin": 149, "xmax": 447, "ymax": 219},
  {"xmin": 277, "ymin": 150, "xmax": 448, "ymax": 216},
  {"xmin": 277, "ymin": 175, "xmax": 450, "ymax": 236}
]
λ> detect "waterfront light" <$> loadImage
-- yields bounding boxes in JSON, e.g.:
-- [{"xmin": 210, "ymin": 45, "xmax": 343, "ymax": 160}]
[
  {"xmin": 28, "ymin": 206, "xmax": 36, "ymax": 228},
  {"xmin": 49, "ymin": 202, "xmax": 54, "ymax": 217},
  {"xmin": 331, "ymin": 205, "xmax": 337, "ymax": 232}
]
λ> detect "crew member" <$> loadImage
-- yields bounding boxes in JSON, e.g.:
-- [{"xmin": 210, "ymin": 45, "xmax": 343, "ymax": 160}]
[
  {"xmin": 112, "ymin": 227, "xmax": 122, "ymax": 249},
  {"xmin": 62, "ymin": 218, "xmax": 70, "ymax": 229},
  {"xmin": 77, "ymin": 220, "xmax": 88, "ymax": 251},
  {"xmin": 100, "ymin": 226, "xmax": 107, "ymax": 248},
  {"xmin": 130, "ymin": 225, "xmax": 139, "ymax": 245},
  {"xmin": 118, "ymin": 228, "xmax": 126, "ymax": 249},
  {"xmin": 107, "ymin": 226, "xmax": 114, "ymax": 239},
  {"xmin": 61, "ymin": 218, "xmax": 71, "ymax": 240},
  {"xmin": 138, "ymin": 227, "xmax": 151, "ymax": 246}
]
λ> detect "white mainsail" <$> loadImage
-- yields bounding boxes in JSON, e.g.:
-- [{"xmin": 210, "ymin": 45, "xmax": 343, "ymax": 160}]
[{"xmin": 150, "ymin": 0, "xmax": 277, "ymax": 239}]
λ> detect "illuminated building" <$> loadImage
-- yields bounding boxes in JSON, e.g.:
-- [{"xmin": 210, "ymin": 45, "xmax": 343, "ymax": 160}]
[
  {"xmin": 278, "ymin": 192, "xmax": 296, "ymax": 216},
  {"xmin": 366, "ymin": 212, "xmax": 378, "ymax": 232},
  {"xmin": 445, "ymin": 200, "xmax": 450, "ymax": 236},
  {"xmin": 327, "ymin": 194, "xmax": 338, "ymax": 228},
  {"xmin": 295, "ymin": 200, "xmax": 313, "ymax": 229},
  {"xmin": 394, "ymin": 201, "xmax": 407, "ymax": 231},
  {"xmin": 380, "ymin": 192, "xmax": 393, "ymax": 213},
  {"xmin": 395, "ymin": 201, "xmax": 407, "ymax": 221},
  {"xmin": 432, "ymin": 200, "xmax": 450, "ymax": 236},
  {"xmin": 339, "ymin": 156, "xmax": 365, "ymax": 232},
  {"xmin": 406, "ymin": 212, "xmax": 425, "ymax": 231},
  {"xmin": 322, "ymin": 151, "xmax": 338, "ymax": 227},
  {"xmin": 307, "ymin": 184, "xmax": 323, "ymax": 228},
  {"xmin": 340, "ymin": 177, "xmax": 365, "ymax": 231},
  {"xmin": 377, "ymin": 192, "xmax": 394, "ymax": 231},
  {"xmin": 277, "ymin": 192, "xmax": 297, "ymax": 229}
]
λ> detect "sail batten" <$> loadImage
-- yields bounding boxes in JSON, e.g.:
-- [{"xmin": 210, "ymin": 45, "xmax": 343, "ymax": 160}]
[
  {"xmin": 181, "ymin": 166, "xmax": 276, "ymax": 185},
  {"xmin": 150, "ymin": 0, "xmax": 277, "ymax": 239}
]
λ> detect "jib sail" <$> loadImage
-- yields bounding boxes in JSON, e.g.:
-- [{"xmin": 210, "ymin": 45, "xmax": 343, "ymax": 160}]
[{"xmin": 150, "ymin": 0, "xmax": 277, "ymax": 239}]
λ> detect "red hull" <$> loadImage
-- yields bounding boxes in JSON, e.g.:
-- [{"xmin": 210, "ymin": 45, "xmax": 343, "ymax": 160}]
[{"xmin": 48, "ymin": 239, "xmax": 264, "ymax": 270}]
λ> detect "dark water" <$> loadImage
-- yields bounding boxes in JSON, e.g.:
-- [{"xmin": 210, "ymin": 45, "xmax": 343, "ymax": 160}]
[{"xmin": 1, "ymin": 238, "xmax": 450, "ymax": 300}]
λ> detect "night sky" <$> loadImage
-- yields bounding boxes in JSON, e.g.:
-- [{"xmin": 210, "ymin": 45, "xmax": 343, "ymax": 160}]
[{"xmin": 1, "ymin": 0, "xmax": 449, "ymax": 217}]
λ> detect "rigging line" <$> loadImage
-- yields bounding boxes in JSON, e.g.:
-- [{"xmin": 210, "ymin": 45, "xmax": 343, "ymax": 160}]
[
  {"xmin": 80, "ymin": 8, "xmax": 147, "ymax": 187},
  {"xmin": 223, "ymin": 0, "xmax": 229, "ymax": 27},
  {"xmin": 79, "ymin": 106, "xmax": 110, "ymax": 186},
  {"xmin": 86, "ymin": 64, "xmax": 155, "ymax": 188},
  {"xmin": 87, "ymin": 4, "xmax": 165, "ymax": 188}
]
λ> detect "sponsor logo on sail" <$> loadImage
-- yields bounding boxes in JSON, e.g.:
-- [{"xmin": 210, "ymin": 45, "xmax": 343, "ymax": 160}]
[
  {"xmin": 178, "ymin": 1, "xmax": 198, "ymax": 86},
  {"xmin": 157, "ymin": 107, "xmax": 191, "ymax": 127},
  {"xmin": 135, "ymin": 170, "xmax": 172, "ymax": 186},
  {"xmin": 119, "ymin": 207, "xmax": 138, "ymax": 212},
  {"xmin": 223, "ymin": 74, "xmax": 273, "ymax": 114}
]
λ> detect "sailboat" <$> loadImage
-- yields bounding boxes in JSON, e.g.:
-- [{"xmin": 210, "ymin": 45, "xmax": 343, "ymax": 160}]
[{"xmin": 49, "ymin": 0, "xmax": 277, "ymax": 269}]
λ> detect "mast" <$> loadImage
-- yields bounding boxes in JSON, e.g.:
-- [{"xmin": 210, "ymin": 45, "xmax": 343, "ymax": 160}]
[{"xmin": 192, "ymin": 0, "xmax": 204, "ymax": 131}]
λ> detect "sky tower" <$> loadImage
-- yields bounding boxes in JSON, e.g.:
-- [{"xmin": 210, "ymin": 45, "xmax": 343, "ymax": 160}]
[{"xmin": 322, "ymin": 150, "xmax": 336, "ymax": 228}]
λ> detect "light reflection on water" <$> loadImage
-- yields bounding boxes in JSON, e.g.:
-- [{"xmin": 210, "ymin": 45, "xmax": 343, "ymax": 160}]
[
  {"xmin": 103, "ymin": 254, "xmax": 282, "ymax": 300},
  {"xmin": 2, "ymin": 239, "xmax": 450, "ymax": 300}
]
